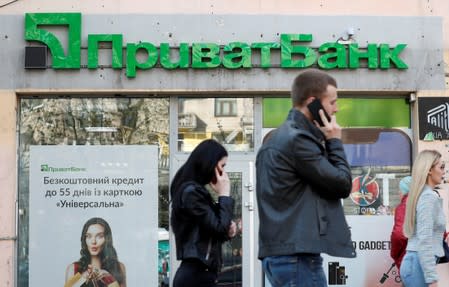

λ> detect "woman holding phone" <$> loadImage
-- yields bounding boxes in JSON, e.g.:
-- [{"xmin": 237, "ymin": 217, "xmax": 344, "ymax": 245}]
[{"xmin": 170, "ymin": 139, "xmax": 237, "ymax": 287}]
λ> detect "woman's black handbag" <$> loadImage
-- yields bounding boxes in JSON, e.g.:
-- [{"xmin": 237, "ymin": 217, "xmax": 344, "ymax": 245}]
[{"xmin": 437, "ymin": 240, "xmax": 449, "ymax": 264}]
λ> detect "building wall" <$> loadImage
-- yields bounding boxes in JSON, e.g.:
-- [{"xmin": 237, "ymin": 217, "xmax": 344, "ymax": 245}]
[
  {"xmin": 0, "ymin": 90, "xmax": 17, "ymax": 287},
  {"xmin": 1, "ymin": 1, "xmax": 448, "ymax": 286},
  {"xmin": 1, "ymin": 14, "xmax": 444, "ymax": 91},
  {"xmin": 0, "ymin": 0, "xmax": 448, "ymax": 41}
]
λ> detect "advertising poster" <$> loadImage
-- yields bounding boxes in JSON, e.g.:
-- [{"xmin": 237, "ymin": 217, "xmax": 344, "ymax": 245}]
[
  {"xmin": 322, "ymin": 129, "xmax": 449, "ymax": 286},
  {"xmin": 323, "ymin": 130, "xmax": 410, "ymax": 286},
  {"xmin": 29, "ymin": 145, "xmax": 158, "ymax": 287},
  {"xmin": 323, "ymin": 216, "xmax": 449, "ymax": 286},
  {"xmin": 418, "ymin": 97, "xmax": 449, "ymax": 140},
  {"xmin": 323, "ymin": 216, "xmax": 399, "ymax": 287}
]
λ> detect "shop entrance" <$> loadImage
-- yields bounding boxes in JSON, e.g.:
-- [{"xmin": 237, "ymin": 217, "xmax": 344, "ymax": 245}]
[{"xmin": 170, "ymin": 155, "xmax": 261, "ymax": 287}]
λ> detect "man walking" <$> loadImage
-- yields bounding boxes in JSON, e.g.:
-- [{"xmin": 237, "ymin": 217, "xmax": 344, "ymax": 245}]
[{"xmin": 256, "ymin": 69, "xmax": 356, "ymax": 287}]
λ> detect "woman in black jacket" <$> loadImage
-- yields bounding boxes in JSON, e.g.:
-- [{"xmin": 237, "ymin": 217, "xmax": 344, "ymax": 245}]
[{"xmin": 170, "ymin": 139, "xmax": 237, "ymax": 287}]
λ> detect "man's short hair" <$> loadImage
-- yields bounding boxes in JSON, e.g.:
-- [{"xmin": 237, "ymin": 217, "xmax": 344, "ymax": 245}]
[{"xmin": 291, "ymin": 69, "xmax": 337, "ymax": 107}]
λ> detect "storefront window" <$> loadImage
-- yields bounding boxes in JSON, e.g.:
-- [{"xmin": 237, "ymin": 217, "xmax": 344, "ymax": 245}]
[
  {"xmin": 262, "ymin": 97, "xmax": 412, "ymax": 215},
  {"xmin": 17, "ymin": 97, "xmax": 170, "ymax": 287},
  {"xmin": 342, "ymin": 128, "xmax": 411, "ymax": 215},
  {"xmin": 178, "ymin": 97, "xmax": 254, "ymax": 152}
]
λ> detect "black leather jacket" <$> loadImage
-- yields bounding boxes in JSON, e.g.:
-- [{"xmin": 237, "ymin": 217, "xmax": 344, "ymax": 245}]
[
  {"xmin": 256, "ymin": 108, "xmax": 356, "ymax": 259},
  {"xmin": 171, "ymin": 181, "xmax": 234, "ymax": 272}
]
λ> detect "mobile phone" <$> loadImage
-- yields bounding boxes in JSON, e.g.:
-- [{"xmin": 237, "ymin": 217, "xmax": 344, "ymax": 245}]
[
  {"xmin": 211, "ymin": 168, "xmax": 223, "ymax": 184},
  {"xmin": 307, "ymin": 98, "xmax": 331, "ymax": 126}
]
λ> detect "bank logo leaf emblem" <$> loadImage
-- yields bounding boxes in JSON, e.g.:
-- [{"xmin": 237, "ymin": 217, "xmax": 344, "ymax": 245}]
[{"xmin": 25, "ymin": 13, "xmax": 81, "ymax": 69}]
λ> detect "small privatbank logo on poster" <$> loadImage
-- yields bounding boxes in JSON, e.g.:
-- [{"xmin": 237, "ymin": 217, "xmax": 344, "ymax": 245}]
[{"xmin": 40, "ymin": 164, "xmax": 86, "ymax": 172}]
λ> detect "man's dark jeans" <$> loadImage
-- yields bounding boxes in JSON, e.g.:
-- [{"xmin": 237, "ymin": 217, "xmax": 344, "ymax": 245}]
[{"xmin": 262, "ymin": 254, "xmax": 327, "ymax": 287}]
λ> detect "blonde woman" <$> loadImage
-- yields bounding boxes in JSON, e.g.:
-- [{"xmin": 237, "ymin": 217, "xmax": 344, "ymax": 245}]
[{"xmin": 400, "ymin": 150, "xmax": 446, "ymax": 287}]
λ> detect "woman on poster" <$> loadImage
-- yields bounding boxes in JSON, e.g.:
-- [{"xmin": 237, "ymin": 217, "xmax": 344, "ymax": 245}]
[
  {"xmin": 64, "ymin": 217, "xmax": 126, "ymax": 287},
  {"xmin": 401, "ymin": 150, "xmax": 446, "ymax": 287},
  {"xmin": 170, "ymin": 139, "xmax": 237, "ymax": 287}
]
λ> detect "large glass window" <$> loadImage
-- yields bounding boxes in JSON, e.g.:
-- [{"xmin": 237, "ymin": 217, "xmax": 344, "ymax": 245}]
[
  {"xmin": 342, "ymin": 128, "xmax": 411, "ymax": 215},
  {"xmin": 262, "ymin": 96, "xmax": 412, "ymax": 214},
  {"xmin": 178, "ymin": 97, "xmax": 254, "ymax": 152},
  {"xmin": 17, "ymin": 97, "xmax": 170, "ymax": 287},
  {"xmin": 262, "ymin": 96, "xmax": 413, "ymax": 286}
]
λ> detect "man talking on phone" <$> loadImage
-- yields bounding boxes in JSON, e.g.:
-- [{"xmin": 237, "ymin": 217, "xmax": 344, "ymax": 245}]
[{"xmin": 256, "ymin": 69, "xmax": 356, "ymax": 287}]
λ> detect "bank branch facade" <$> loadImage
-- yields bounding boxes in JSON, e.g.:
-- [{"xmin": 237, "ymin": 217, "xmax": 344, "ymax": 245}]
[{"xmin": 1, "ymin": 11, "xmax": 448, "ymax": 287}]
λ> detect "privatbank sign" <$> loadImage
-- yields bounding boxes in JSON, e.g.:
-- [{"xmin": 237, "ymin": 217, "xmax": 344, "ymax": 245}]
[{"xmin": 24, "ymin": 13, "xmax": 408, "ymax": 78}]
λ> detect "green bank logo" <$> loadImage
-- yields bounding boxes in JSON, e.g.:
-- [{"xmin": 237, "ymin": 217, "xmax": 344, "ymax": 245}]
[
  {"xmin": 25, "ymin": 13, "xmax": 81, "ymax": 68},
  {"xmin": 25, "ymin": 12, "xmax": 408, "ymax": 78},
  {"xmin": 41, "ymin": 164, "xmax": 86, "ymax": 172}
]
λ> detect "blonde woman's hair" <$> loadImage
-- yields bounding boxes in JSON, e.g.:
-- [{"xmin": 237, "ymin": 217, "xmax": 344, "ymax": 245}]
[{"xmin": 403, "ymin": 149, "xmax": 442, "ymax": 238}]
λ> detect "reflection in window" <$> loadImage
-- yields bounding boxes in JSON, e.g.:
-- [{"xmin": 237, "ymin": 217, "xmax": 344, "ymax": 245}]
[
  {"xmin": 342, "ymin": 128, "xmax": 411, "ymax": 216},
  {"xmin": 261, "ymin": 97, "xmax": 412, "ymax": 217},
  {"xmin": 215, "ymin": 98, "xmax": 237, "ymax": 117},
  {"xmin": 17, "ymin": 97, "xmax": 170, "ymax": 287},
  {"xmin": 218, "ymin": 172, "xmax": 242, "ymax": 286},
  {"xmin": 178, "ymin": 98, "xmax": 254, "ymax": 152}
]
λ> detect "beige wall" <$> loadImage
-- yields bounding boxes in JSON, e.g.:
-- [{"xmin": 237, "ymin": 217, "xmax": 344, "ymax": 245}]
[
  {"xmin": 1, "ymin": 0, "xmax": 448, "ymax": 46},
  {"xmin": 0, "ymin": 90, "xmax": 17, "ymax": 287},
  {"xmin": 445, "ymin": 50, "xmax": 449, "ymax": 86}
]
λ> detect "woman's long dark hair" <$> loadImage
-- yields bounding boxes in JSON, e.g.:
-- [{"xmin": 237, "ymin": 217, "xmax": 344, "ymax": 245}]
[
  {"xmin": 170, "ymin": 139, "xmax": 228, "ymax": 230},
  {"xmin": 78, "ymin": 217, "xmax": 124, "ymax": 285},
  {"xmin": 170, "ymin": 139, "xmax": 228, "ymax": 201}
]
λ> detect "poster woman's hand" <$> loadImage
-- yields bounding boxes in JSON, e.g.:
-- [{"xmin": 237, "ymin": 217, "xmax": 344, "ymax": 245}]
[
  {"xmin": 91, "ymin": 266, "xmax": 120, "ymax": 285},
  {"xmin": 210, "ymin": 166, "xmax": 230, "ymax": 197},
  {"xmin": 83, "ymin": 265, "xmax": 112, "ymax": 281},
  {"xmin": 81, "ymin": 265, "xmax": 94, "ymax": 280},
  {"xmin": 96, "ymin": 268, "xmax": 115, "ymax": 280}
]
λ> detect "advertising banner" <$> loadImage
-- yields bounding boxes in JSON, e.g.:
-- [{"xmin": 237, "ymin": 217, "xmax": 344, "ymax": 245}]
[
  {"xmin": 418, "ymin": 97, "xmax": 449, "ymax": 140},
  {"xmin": 323, "ymin": 216, "xmax": 399, "ymax": 287},
  {"xmin": 323, "ymin": 215, "xmax": 449, "ymax": 286},
  {"xmin": 29, "ymin": 145, "xmax": 158, "ymax": 287}
]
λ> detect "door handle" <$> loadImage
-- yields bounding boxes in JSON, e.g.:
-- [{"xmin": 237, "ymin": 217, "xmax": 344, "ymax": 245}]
[{"xmin": 244, "ymin": 201, "xmax": 254, "ymax": 211}]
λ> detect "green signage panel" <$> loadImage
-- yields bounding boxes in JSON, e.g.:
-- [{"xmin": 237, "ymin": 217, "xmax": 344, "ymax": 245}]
[{"xmin": 263, "ymin": 98, "xmax": 410, "ymax": 128}]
